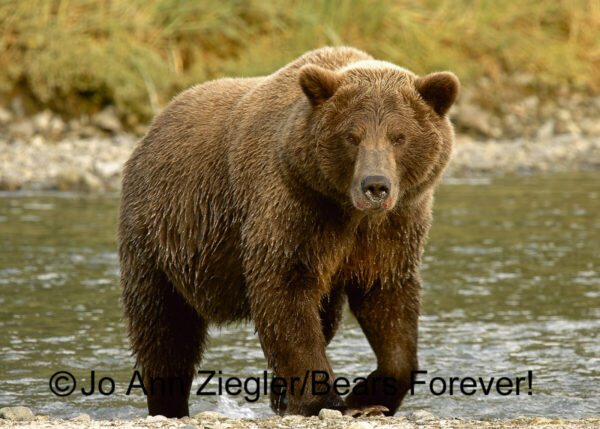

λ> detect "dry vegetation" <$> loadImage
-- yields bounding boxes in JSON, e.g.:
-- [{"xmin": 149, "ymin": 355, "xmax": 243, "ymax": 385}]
[{"xmin": 1, "ymin": 0, "xmax": 599, "ymax": 123}]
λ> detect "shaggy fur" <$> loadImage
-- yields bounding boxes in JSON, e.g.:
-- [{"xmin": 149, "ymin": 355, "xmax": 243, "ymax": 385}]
[{"xmin": 118, "ymin": 46, "xmax": 459, "ymax": 417}]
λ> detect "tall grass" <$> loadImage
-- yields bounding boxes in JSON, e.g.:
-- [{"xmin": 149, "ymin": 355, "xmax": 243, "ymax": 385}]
[{"xmin": 0, "ymin": 0, "xmax": 598, "ymax": 121}]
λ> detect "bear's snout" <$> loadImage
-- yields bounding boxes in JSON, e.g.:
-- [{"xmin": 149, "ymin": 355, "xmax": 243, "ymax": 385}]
[
  {"xmin": 353, "ymin": 174, "xmax": 395, "ymax": 212},
  {"xmin": 361, "ymin": 175, "xmax": 391, "ymax": 202},
  {"xmin": 351, "ymin": 147, "xmax": 397, "ymax": 213}
]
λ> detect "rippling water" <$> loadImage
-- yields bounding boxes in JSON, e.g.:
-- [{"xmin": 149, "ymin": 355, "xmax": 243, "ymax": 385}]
[{"xmin": 0, "ymin": 173, "xmax": 599, "ymax": 419}]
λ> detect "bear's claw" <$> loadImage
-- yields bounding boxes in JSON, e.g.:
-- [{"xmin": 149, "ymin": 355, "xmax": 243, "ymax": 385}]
[{"xmin": 343, "ymin": 405, "xmax": 389, "ymax": 417}]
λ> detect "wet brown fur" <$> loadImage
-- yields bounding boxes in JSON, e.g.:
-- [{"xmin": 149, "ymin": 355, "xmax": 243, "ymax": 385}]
[{"xmin": 118, "ymin": 46, "xmax": 459, "ymax": 417}]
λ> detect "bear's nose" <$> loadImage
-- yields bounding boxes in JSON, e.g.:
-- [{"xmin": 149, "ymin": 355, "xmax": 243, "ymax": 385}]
[{"xmin": 361, "ymin": 175, "xmax": 391, "ymax": 202}]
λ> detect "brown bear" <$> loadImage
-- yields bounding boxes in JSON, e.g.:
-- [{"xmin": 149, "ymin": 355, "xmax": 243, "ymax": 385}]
[{"xmin": 118, "ymin": 46, "xmax": 458, "ymax": 418}]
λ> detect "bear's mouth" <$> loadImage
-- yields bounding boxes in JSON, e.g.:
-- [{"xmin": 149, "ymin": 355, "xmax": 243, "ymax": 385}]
[{"xmin": 351, "ymin": 190, "xmax": 395, "ymax": 213}]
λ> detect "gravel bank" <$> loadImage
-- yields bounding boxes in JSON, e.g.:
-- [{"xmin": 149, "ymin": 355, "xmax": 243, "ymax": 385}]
[
  {"xmin": 1, "ymin": 133, "xmax": 599, "ymax": 192},
  {"xmin": 1, "ymin": 409, "xmax": 599, "ymax": 429},
  {"xmin": 2, "ymin": 87, "xmax": 600, "ymax": 192},
  {"xmin": 0, "ymin": 134, "xmax": 137, "ymax": 192},
  {"xmin": 447, "ymin": 134, "xmax": 600, "ymax": 177}
]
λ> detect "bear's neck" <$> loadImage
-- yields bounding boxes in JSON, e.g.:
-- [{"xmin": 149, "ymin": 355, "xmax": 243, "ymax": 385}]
[{"xmin": 274, "ymin": 105, "xmax": 355, "ymax": 217}]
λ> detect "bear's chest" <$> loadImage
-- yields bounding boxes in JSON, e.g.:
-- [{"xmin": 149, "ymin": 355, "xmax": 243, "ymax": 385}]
[{"xmin": 336, "ymin": 218, "xmax": 419, "ymax": 288}]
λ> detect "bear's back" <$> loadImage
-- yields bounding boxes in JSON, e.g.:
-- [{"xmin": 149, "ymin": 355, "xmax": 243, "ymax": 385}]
[{"xmin": 119, "ymin": 77, "xmax": 262, "ymax": 270}]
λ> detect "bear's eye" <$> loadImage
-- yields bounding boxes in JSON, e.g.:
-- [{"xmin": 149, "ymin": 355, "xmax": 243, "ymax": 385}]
[
  {"xmin": 393, "ymin": 135, "xmax": 406, "ymax": 146},
  {"xmin": 345, "ymin": 135, "xmax": 359, "ymax": 145}
]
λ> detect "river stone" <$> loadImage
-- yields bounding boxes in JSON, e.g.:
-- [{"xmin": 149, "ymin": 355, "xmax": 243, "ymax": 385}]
[
  {"xmin": 146, "ymin": 414, "xmax": 167, "ymax": 421},
  {"xmin": 31, "ymin": 134, "xmax": 46, "ymax": 147},
  {"xmin": 42, "ymin": 115, "xmax": 67, "ymax": 140},
  {"xmin": 92, "ymin": 107, "xmax": 122, "ymax": 133},
  {"xmin": 531, "ymin": 417, "xmax": 555, "ymax": 424},
  {"xmin": 56, "ymin": 167, "xmax": 82, "ymax": 191},
  {"xmin": 32, "ymin": 110, "xmax": 53, "ymax": 133},
  {"xmin": 536, "ymin": 119, "xmax": 555, "ymax": 139},
  {"xmin": 580, "ymin": 118, "xmax": 600, "ymax": 136},
  {"xmin": 81, "ymin": 171, "xmax": 104, "ymax": 192},
  {"xmin": 0, "ymin": 175, "xmax": 21, "ymax": 191},
  {"xmin": 454, "ymin": 103, "xmax": 501, "ymax": 138},
  {"xmin": 318, "ymin": 408, "xmax": 343, "ymax": 419},
  {"xmin": 8, "ymin": 120, "xmax": 35, "ymax": 141},
  {"xmin": 80, "ymin": 124, "xmax": 101, "ymax": 138},
  {"xmin": 522, "ymin": 95, "xmax": 539, "ymax": 111},
  {"xmin": 282, "ymin": 415, "xmax": 303, "ymax": 423},
  {"xmin": 193, "ymin": 411, "xmax": 227, "ymax": 420},
  {"xmin": 70, "ymin": 413, "xmax": 91, "ymax": 421},
  {"xmin": 345, "ymin": 422, "xmax": 373, "ymax": 429},
  {"xmin": 0, "ymin": 107, "xmax": 12, "ymax": 123},
  {"xmin": 0, "ymin": 406, "xmax": 35, "ymax": 421},
  {"xmin": 408, "ymin": 410, "xmax": 435, "ymax": 422},
  {"xmin": 95, "ymin": 160, "xmax": 122, "ymax": 178}
]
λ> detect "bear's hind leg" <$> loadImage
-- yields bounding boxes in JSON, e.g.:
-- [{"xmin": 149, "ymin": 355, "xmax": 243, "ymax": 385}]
[{"xmin": 122, "ymin": 269, "xmax": 207, "ymax": 418}]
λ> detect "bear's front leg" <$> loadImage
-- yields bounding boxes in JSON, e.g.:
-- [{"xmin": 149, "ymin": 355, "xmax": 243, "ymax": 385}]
[
  {"xmin": 345, "ymin": 277, "xmax": 421, "ymax": 416},
  {"xmin": 248, "ymin": 269, "xmax": 345, "ymax": 416}
]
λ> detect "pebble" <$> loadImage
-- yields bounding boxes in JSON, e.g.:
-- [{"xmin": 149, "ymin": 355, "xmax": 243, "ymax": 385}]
[
  {"xmin": 193, "ymin": 411, "xmax": 228, "ymax": 420},
  {"xmin": 536, "ymin": 119, "xmax": 555, "ymax": 139},
  {"xmin": 146, "ymin": 414, "xmax": 167, "ymax": 421},
  {"xmin": 81, "ymin": 171, "xmax": 104, "ymax": 192},
  {"xmin": 56, "ymin": 167, "xmax": 83, "ymax": 191},
  {"xmin": 95, "ymin": 160, "xmax": 122, "ymax": 177},
  {"xmin": 345, "ymin": 422, "xmax": 373, "ymax": 429},
  {"xmin": 10, "ymin": 97, "xmax": 25, "ymax": 116},
  {"xmin": 92, "ymin": 107, "xmax": 123, "ymax": 133},
  {"xmin": 408, "ymin": 410, "xmax": 435, "ymax": 422},
  {"xmin": 0, "ymin": 107, "xmax": 12, "ymax": 123},
  {"xmin": 32, "ymin": 110, "xmax": 53, "ymax": 133},
  {"xmin": 8, "ymin": 120, "xmax": 35, "ymax": 140},
  {"xmin": 318, "ymin": 408, "xmax": 343, "ymax": 419},
  {"xmin": 70, "ymin": 414, "xmax": 91, "ymax": 421},
  {"xmin": 530, "ymin": 417, "xmax": 555, "ymax": 424},
  {"xmin": 0, "ymin": 406, "xmax": 35, "ymax": 421},
  {"xmin": 452, "ymin": 102, "xmax": 501, "ymax": 138},
  {"xmin": 282, "ymin": 415, "xmax": 301, "ymax": 422},
  {"xmin": 580, "ymin": 118, "xmax": 600, "ymax": 135}
]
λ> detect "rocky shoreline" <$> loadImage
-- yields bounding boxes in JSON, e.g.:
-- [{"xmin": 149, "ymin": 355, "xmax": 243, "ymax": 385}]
[
  {"xmin": 1, "ymin": 131, "xmax": 599, "ymax": 193},
  {"xmin": 1, "ymin": 87, "xmax": 600, "ymax": 193},
  {"xmin": 1, "ymin": 407, "xmax": 599, "ymax": 429}
]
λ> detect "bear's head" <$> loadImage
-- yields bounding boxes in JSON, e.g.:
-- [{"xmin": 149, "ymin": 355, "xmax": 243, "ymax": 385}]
[{"xmin": 298, "ymin": 60, "xmax": 459, "ymax": 213}]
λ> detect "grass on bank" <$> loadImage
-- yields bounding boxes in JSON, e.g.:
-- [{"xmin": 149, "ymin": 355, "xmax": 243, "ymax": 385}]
[{"xmin": 0, "ymin": 0, "xmax": 598, "ymax": 123}]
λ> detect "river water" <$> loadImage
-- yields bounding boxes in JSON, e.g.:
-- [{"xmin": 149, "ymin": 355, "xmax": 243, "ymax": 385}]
[{"xmin": 1, "ymin": 172, "xmax": 599, "ymax": 419}]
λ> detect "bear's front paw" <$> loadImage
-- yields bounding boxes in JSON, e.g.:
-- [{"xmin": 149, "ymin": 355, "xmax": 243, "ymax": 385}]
[{"xmin": 344, "ymin": 374, "xmax": 404, "ymax": 416}]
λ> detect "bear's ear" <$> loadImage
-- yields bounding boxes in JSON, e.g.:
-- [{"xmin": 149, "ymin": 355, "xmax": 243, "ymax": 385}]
[
  {"xmin": 299, "ymin": 64, "xmax": 340, "ymax": 107},
  {"xmin": 415, "ymin": 71, "xmax": 459, "ymax": 116}
]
